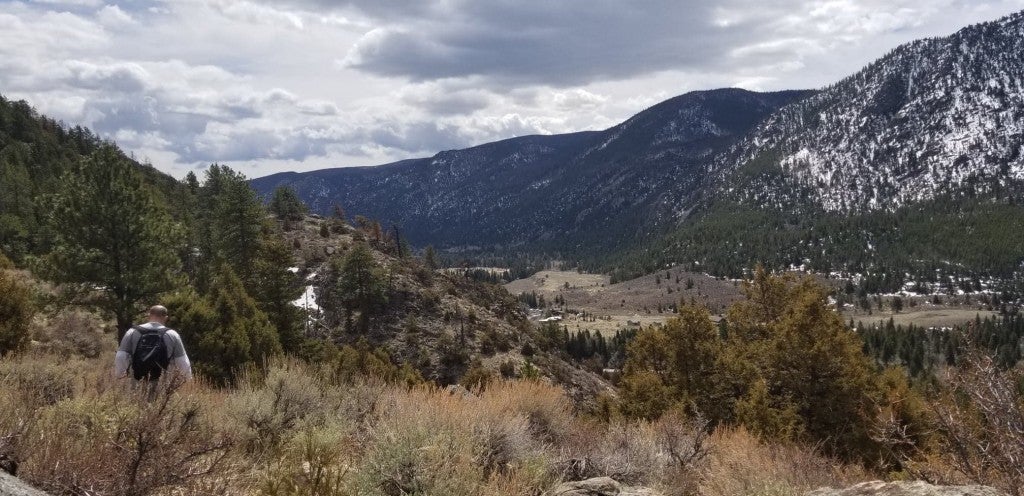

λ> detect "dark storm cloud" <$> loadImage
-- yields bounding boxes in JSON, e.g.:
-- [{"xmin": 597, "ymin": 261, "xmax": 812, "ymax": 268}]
[{"xmin": 340, "ymin": 0, "xmax": 761, "ymax": 86}]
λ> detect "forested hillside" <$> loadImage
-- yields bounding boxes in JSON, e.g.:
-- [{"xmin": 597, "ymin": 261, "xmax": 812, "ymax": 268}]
[
  {"xmin": 252, "ymin": 89, "xmax": 812, "ymax": 255},
  {"xmin": 254, "ymin": 11, "xmax": 1024, "ymax": 293},
  {"xmin": 0, "ymin": 94, "xmax": 609, "ymax": 399},
  {"xmin": 615, "ymin": 11, "xmax": 1024, "ymax": 289},
  {"xmin": 0, "ymin": 96, "xmax": 185, "ymax": 262}
]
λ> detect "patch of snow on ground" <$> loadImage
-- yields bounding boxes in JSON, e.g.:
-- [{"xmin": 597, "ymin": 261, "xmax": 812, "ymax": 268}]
[{"xmin": 293, "ymin": 285, "xmax": 319, "ymax": 312}]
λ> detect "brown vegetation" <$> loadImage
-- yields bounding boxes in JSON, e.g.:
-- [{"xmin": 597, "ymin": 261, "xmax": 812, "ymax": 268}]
[{"xmin": 0, "ymin": 353, "xmax": 872, "ymax": 496}]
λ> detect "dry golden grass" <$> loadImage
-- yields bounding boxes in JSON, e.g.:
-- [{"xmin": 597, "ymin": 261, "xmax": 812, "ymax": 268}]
[
  {"xmin": 0, "ymin": 352, "xmax": 875, "ymax": 496},
  {"xmin": 699, "ymin": 427, "xmax": 868, "ymax": 496}
]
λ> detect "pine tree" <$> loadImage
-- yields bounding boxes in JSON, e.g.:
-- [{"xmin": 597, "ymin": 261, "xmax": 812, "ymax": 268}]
[
  {"xmin": 269, "ymin": 185, "xmax": 307, "ymax": 229},
  {"xmin": 423, "ymin": 245, "xmax": 439, "ymax": 270},
  {"xmin": 168, "ymin": 265, "xmax": 282, "ymax": 383},
  {"xmin": 189, "ymin": 164, "xmax": 265, "ymax": 289},
  {"xmin": 212, "ymin": 170, "xmax": 264, "ymax": 282},
  {"xmin": 43, "ymin": 145, "xmax": 182, "ymax": 339},
  {"xmin": 249, "ymin": 238, "xmax": 305, "ymax": 353},
  {"xmin": 0, "ymin": 145, "xmax": 35, "ymax": 260},
  {"xmin": 331, "ymin": 242, "xmax": 388, "ymax": 333},
  {"xmin": 330, "ymin": 204, "xmax": 347, "ymax": 233}
]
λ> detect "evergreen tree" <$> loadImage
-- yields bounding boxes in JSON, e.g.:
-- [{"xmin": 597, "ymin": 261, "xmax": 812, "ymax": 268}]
[
  {"xmin": 189, "ymin": 164, "xmax": 265, "ymax": 289},
  {"xmin": 423, "ymin": 245, "xmax": 439, "ymax": 270},
  {"xmin": 268, "ymin": 185, "xmax": 307, "ymax": 228},
  {"xmin": 330, "ymin": 204, "xmax": 347, "ymax": 233},
  {"xmin": 43, "ymin": 145, "xmax": 181, "ymax": 339},
  {"xmin": 619, "ymin": 306, "xmax": 725, "ymax": 420},
  {"xmin": 212, "ymin": 169, "xmax": 264, "ymax": 282},
  {"xmin": 0, "ymin": 145, "xmax": 35, "ymax": 260},
  {"xmin": 725, "ymin": 268, "xmax": 880, "ymax": 460},
  {"xmin": 249, "ymin": 238, "xmax": 305, "ymax": 353},
  {"xmin": 619, "ymin": 267, "xmax": 887, "ymax": 462},
  {"xmin": 331, "ymin": 242, "xmax": 388, "ymax": 333},
  {"xmin": 168, "ymin": 265, "xmax": 282, "ymax": 383},
  {"xmin": 617, "ymin": 369, "xmax": 672, "ymax": 420}
]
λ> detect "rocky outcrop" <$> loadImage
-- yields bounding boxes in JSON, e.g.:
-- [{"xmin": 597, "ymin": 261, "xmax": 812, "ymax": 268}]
[
  {"xmin": 806, "ymin": 481, "xmax": 1009, "ymax": 496},
  {"xmin": 549, "ymin": 477, "xmax": 662, "ymax": 496},
  {"xmin": 0, "ymin": 471, "xmax": 48, "ymax": 496}
]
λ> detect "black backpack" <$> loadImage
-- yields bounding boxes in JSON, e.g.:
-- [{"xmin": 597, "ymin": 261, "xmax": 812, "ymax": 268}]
[{"xmin": 131, "ymin": 326, "xmax": 170, "ymax": 381}]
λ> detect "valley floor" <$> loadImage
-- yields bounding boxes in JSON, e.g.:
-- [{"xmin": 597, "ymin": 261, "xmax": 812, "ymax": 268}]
[{"xmin": 507, "ymin": 269, "xmax": 997, "ymax": 335}]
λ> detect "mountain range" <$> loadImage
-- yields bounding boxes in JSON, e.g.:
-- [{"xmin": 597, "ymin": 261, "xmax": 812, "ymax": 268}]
[
  {"xmin": 252, "ymin": 89, "xmax": 812, "ymax": 252},
  {"xmin": 253, "ymin": 11, "xmax": 1024, "ymax": 288}
]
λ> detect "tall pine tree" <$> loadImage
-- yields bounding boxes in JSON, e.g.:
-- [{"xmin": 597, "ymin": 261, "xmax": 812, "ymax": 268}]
[{"xmin": 43, "ymin": 145, "xmax": 181, "ymax": 339}]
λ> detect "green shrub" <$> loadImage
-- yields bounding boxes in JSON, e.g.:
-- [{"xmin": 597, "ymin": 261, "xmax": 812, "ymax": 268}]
[
  {"xmin": 260, "ymin": 426, "xmax": 350, "ymax": 496},
  {"xmin": 30, "ymin": 308, "xmax": 107, "ymax": 358},
  {"xmin": 460, "ymin": 359, "xmax": 493, "ymax": 391},
  {"xmin": 354, "ymin": 419, "xmax": 482, "ymax": 496},
  {"xmin": 498, "ymin": 360, "xmax": 517, "ymax": 379},
  {"xmin": 228, "ymin": 360, "xmax": 347, "ymax": 455},
  {"xmin": 0, "ymin": 356, "xmax": 78, "ymax": 408},
  {"xmin": 0, "ymin": 270, "xmax": 35, "ymax": 357}
]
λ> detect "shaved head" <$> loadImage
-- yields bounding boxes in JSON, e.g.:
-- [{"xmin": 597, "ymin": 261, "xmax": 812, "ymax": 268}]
[{"xmin": 148, "ymin": 305, "xmax": 168, "ymax": 319}]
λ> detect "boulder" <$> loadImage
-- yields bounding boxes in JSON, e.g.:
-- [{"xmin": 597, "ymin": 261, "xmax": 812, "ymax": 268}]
[
  {"xmin": 0, "ymin": 471, "xmax": 48, "ymax": 496},
  {"xmin": 806, "ymin": 481, "xmax": 1009, "ymax": 496},
  {"xmin": 444, "ymin": 384, "xmax": 476, "ymax": 398},
  {"xmin": 549, "ymin": 477, "xmax": 662, "ymax": 496}
]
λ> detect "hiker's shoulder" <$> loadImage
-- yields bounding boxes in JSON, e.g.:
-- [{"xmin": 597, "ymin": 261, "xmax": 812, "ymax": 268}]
[{"xmin": 163, "ymin": 328, "xmax": 183, "ymax": 341}]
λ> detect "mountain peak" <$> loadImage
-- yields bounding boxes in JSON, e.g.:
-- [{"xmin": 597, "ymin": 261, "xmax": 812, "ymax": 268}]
[{"xmin": 718, "ymin": 8, "xmax": 1024, "ymax": 211}]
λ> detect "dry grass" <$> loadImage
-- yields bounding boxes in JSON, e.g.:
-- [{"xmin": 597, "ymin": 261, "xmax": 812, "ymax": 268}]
[
  {"xmin": 29, "ymin": 307, "xmax": 111, "ymax": 358},
  {"xmin": 505, "ymin": 269, "xmax": 745, "ymax": 335},
  {"xmin": 700, "ymin": 427, "xmax": 868, "ymax": 496},
  {"xmin": 0, "ymin": 352, "xmax": 875, "ymax": 496}
]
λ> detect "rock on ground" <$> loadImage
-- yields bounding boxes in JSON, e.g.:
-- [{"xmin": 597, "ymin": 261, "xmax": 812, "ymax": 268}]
[
  {"xmin": 549, "ymin": 477, "xmax": 662, "ymax": 496},
  {"xmin": 806, "ymin": 481, "xmax": 1009, "ymax": 496},
  {"xmin": 0, "ymin": 471, "xmax": 48, "ymax": 496}
]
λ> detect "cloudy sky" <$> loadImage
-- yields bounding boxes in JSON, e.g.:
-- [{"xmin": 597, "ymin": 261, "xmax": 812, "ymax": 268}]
[{"xmin": 2, "ymin": 0, "xmax": 1023, "ymax": 179}]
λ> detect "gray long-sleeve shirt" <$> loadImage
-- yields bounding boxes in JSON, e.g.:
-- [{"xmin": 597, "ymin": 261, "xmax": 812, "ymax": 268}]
[{"xmin": 113, "ymin": 322, "xmax": 192, "ymax": 380}]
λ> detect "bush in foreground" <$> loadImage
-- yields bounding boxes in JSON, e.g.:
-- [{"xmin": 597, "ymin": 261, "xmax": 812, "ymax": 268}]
[{"xmin": 0, "ymin": 353, "xmax": 870, "ymax": 496}]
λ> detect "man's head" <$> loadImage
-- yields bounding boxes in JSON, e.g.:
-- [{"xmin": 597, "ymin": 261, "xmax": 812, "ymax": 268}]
[{"xmin": 147, "ymin": 305, "xmax": 169, "ymax": 324}]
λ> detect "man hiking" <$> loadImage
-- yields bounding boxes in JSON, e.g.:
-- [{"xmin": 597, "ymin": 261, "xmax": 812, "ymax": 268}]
[{"xmin": 113, "ymin": 305, "xmax": 192, "ymax": 383}]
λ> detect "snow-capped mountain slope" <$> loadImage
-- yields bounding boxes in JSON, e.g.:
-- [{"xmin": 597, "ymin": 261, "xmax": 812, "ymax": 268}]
[
  {"xmin": 252, "ymin": 89, "xmax": 808, "ymax": 250},
  {"xmin": 718, "ymin": 11, "xmax": 1024, "ymax": 211},
  {"xmin": 254, "ymin": 10, "xmax": 1024, "ymax": 281}
]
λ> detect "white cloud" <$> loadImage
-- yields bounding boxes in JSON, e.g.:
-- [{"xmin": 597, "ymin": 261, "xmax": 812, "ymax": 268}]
[
  {"xmin": 30, "ymin": 0, "xmax": 103, "ymax": 6},
  {"xmin": 96, "ymin": 4, "xmax": 134, "ymax": 27},
  {"xmin": 551, "ymin": 89, "xmax": 608, "ymax": 112},
  {"xmin": 204, "ymin": 0, "xmax": 305, "ymax": 29}
]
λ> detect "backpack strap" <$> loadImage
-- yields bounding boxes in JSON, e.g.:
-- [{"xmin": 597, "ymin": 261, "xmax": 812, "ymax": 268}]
[
  {"xmin": 135, "ymin": 325, "xmax": 168, "ymax": 334},
  {"xmin": 129, "ymin": 325, "xmax": 168, "ymax": 355}
]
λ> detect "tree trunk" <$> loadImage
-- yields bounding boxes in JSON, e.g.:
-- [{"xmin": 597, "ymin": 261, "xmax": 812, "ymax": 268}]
[{"xmin": 116, "ymin": 311, "xmax": 133, "ymax": 343}]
